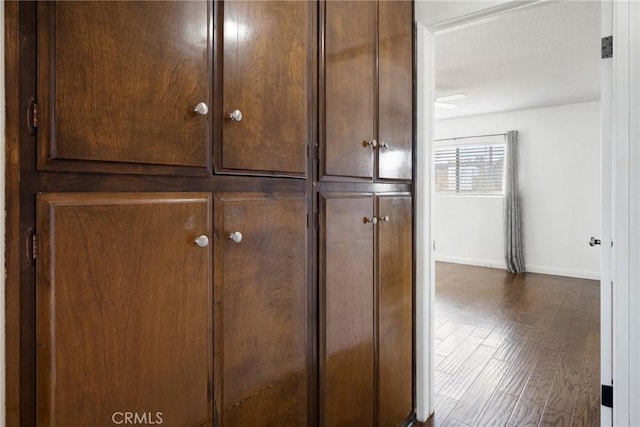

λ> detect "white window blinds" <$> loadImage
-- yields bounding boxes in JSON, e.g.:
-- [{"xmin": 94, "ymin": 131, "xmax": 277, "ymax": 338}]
[{"xmin": 435, "ymin": 136, "xmax": 506, "ymax": 195}]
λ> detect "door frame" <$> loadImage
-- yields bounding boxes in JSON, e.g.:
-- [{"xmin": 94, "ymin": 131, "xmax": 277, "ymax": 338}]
[{"xmin": 415, "ymin": 0, "xmax": 633, "ymax": 423}]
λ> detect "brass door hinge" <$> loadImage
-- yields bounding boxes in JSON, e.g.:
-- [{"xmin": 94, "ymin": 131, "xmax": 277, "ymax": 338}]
[{"xmin": 27, "ymin": 98, "xmax": 39, "ymax": 135}]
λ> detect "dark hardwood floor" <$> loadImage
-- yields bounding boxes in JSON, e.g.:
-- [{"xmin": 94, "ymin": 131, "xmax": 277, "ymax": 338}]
[{"xmin": 416, "ymin": 262, "xmax": 600, "ymax": 427}]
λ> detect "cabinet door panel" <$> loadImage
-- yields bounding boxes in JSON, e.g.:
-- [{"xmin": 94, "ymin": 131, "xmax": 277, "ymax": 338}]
[
  {"xmin": 320, "ymin": 194, "xmax": 374, "ymax": 426},
  {"xmin": 214, "ymin": 194, "xmax": 308, "ymax": 426},
  {"xmin": 378, "ymin": 1, "xmax": 413, "ymax": 180},
  {"xmin": 37, "ymin": 2, "xmax": 211, "ymax": 175},
  {"xmin": 323, "ymin": 1, "xmax": 375, "ymax": 179},
  {"xmin": 377, "ymin": 195, "xmax": 413, "ymax": 425},
  {"xmin": 221, "ymin": 2, "xmax": 311, "ymax": 176},
  {"xmin": 36, "ymin": 193, "xmax": 212, "ymax": 427}
]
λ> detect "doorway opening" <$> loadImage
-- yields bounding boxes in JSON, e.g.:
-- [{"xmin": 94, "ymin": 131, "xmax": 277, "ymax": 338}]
[{"xmin": 420, "ymin": 1, "xmax": 604, "ymax": 425}]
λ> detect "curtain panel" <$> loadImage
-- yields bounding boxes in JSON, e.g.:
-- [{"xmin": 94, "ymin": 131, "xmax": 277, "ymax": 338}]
[{"xmin": 504, "ymin": 130, "xmax": 526, "ymax": 273}]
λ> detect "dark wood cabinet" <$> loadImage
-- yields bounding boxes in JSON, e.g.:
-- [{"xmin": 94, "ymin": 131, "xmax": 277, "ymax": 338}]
[
  {"xmin": 320, "ymin": 193, "xmax": 413, "ymax": 426},
  {"xmin": 377, "ymin": 195, "xmax": 413, "ymax": 426},
  {"xmin": 322, "ymin": 0, "xmax": 413, "ymax": 181},
  {"xmin": 323, "ymin": 1, "xmax": 376, "ymax": 180},
  {"xmin": 37, "ymin": 2, "xmax": 212, "ymax": 175},
  {"xmin": 213, "ymin": 193, "xmax": 308, "ymax": 426},
  {"xmin": 9, "ymin": 1, "xmax": 414, "ymax": 426},
  {"xmin": 36, "ymin": 193, "xmax": 213, "ymax": 426},
  {"xmin": 320, "ymin": 194, "xmax": 376, "ymax": 426},
  {"xmin": 378, "ymin": 1, "xmax": 413, "ymax": 181},
  {"xmin": 218, "ymin": 1, "xmax": 314, "ymax": 177}
]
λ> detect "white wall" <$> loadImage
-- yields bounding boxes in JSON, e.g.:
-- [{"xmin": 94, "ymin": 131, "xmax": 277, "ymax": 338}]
[{"xmin": 434, "ymin": 101, "xmax": 601, "ymax": 279}]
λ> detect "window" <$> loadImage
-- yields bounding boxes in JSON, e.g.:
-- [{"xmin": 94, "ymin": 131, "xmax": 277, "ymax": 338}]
[{"xmin": 435, "ymin": 136, "xmax": 506, "ymax": 195}]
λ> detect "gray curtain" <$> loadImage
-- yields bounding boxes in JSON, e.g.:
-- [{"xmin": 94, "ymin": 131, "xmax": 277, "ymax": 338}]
[{"xmin": 504, "ymin": 130, "xmax": 525, "ymax": 273}]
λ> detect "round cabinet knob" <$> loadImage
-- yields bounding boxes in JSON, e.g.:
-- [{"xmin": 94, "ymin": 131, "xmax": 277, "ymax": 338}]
[
  {"xmin": 364, "ymin": 139, "xmax": 378, "ymax": 149},
  {"xmin": 229, "ymin": 231, "xmax": 243, "ymax": 243},
  {"xmin": 363, "ymin": 216, "xmax": 378, "ymax": 225},
  {"xmin": 380, "ymin": 141, "xmax": 390, "ymax": 150},
  {"xmin": 193, "ymin": 102, "xmax": 209, "ymax": 116},
  {"xmin": 194, "ymin": 235, "xmax": 209, "ymax": 248},
  {"xmin": 229, "ymin": 109, "xmax": 243, "ymax": 122},
  {"xmin": 380, "ymin": 215, "xmax": 390, "ymax": 222}
]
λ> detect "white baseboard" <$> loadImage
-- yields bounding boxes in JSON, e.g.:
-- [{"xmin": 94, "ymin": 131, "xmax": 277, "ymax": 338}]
[
  {"xmin": 435, "ymin": 255, "xmax": 505, "ymax": 270},
  {"xmin": 435, "ymin": 255, "xmax": 600, "ymax": 281},
  {"xmin": 525, "ymin": 264, "xmax": 600, "ymax": 281}
]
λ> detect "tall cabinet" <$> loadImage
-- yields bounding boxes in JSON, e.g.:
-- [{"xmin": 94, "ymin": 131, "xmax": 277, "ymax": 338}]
[
  {"xmin": 320, "ymin": 0, "xmax": 414, "ymax": 426},
  {"xmin": 10, "ymin": 1, "xmax": 414, "ymax": 426}
]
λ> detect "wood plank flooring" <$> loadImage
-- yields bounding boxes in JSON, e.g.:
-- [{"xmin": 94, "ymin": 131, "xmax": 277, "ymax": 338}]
[{"xmin": 416, "ymin": 262, "xmax": 600, "ymax": 427}]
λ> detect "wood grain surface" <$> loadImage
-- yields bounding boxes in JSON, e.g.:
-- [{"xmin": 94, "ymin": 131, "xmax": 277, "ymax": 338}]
[
  {"xmin": 213, "ymin": 193, "xmax": 308, "ymax": 426},
  {"xmin": 320, "ymin": 194, "xmax": 375, "ymax": 426},
  {"xmin": 36, "ymin": 193, "xmax": 213, "ymax": 427},
  {"xmin": 323, "ymin": 1, "xmax": 376, "ymax": 179},
  {"xmin": 37, "ymin": 2, "xmax": 211, "ymax": 174},
  {"xmin": 221, "ymin": 1, "xmax": 311, "ymax": 175},
  {"xmin": 378, "ymin": 0, "xmax": 413, "ymax": 181},
  {"xmin": 417, "ymin": 262, "xmax": 600, "ymax": 427},
  {"xmin": 377, "ymin": 195, "xmax": 413, "ymax": 426}
]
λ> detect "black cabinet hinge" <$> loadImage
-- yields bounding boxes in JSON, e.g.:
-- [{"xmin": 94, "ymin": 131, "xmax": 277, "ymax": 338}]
[
  {"xmin": 602, "ymin": 384, "xmax": 613, "ymax": 408},
  {"xmin": 602, "ymin": 36, "xmax": 613, "ymax": 59},
  {"xmin": 27, "ymin": 98, "xmax": 39, "ymax": 135},
  {"xmin": 28, "ymin": 231, "xmax": 38, "ymax": 264}
]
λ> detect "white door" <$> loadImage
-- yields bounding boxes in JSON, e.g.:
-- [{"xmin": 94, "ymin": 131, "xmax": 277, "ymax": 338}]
[{"xmin": 599, "ymin": 1, "xmax": 613, "ymax": 426}]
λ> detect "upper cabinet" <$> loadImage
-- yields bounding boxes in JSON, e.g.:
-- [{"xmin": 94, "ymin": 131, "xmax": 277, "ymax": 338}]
[
  {"xmin": 322, "ymin": 0, "xmax": 413, "ymax": 181},
  {"xmin": 378, "ymin": 0, "xmax": 413, "ymax": 180},
  {"xmin": 37, "ymin": 1, "xmax": 315, "ymax": 178},
  {"xmin": 37, "ymin": 2, "xmax": 212, "ymax": 175},
  {"xmin": 323, "ymin": 1, "xmax": 377, "ymax": 180},
  {"xmin": 217, "ymin": 1, "xmax": 314, "ymax": 177}
]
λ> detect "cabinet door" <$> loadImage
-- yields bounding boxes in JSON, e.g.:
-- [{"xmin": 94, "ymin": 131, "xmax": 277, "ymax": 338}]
[
  {"xmin": 214, "ymin": 193, "xmax": 308, "ymax": 426},
  {"xmin": 220, "ymin": 2, "xmax": 312, "ymax": 177},
  {"xmin": 378, "ymin": 1, "xmax": 413, "ymax": 181},
  {"xmin": 320, "ymin": 194, "xmax": 374, "ymax": 426},
  {"xmin": 37, "ymin": 2, "xmax": 211, "ymax": 175},
  {"xmin": 36, "ymin": 193, "xmax": 212, "ymax": 427},
  {"xmin": 377, "ymin": 195, "xmax": 413, "ymax": 425},
  {"xmin": 323, "ymin": 1, "xmax": 376, "ymax": 179}
]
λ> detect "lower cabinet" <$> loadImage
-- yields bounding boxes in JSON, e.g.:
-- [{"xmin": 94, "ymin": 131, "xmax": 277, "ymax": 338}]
[
  {"xmin": 213, "ymin": 193, "xmax": 308, "ymax": 426},
  {"xmin": 35, "ymin": 190, "xmax": 408, "ymax": 426},
  {"xmin": 320, "ymin": 193, "xmax": 413, "ymax": 427},
  {"xmin": 36, "ymin": 192, "xmax": 308, "ymax": 427},
  {"xmin": 36, "ymin": 192, "xmax": 214, "ymax": 426}
]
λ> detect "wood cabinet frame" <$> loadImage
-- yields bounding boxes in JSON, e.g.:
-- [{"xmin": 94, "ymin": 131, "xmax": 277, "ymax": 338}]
[{"xmin": 4, "ymin": 1, "xmax": 416, "ymax": 426}]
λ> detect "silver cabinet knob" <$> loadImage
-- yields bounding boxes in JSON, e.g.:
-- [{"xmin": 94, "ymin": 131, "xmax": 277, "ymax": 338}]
[
  {"xmin": 589, "ymin": 236, "xmax": 601, "ymax": 246},
  {"xmin": 364, "ymin": 139, "xmax": 378, "ymax": 149},
  {"xmin": 380, "ymin": 215, "xmax": 390, "ymax": 222},
  {"xmin": 363, "ymin": 216, "xmax": 378, "ymax": 225},
  {"xmin": 229, "ymin": 109, "xmax": 243, "ymax": 122},
  {"xmin": 229, "ymin": 231, "xmax": 243, "ymax": 243},
  {"xmin": 380, "ymin": 141, "xmax": 390, "ymax": 149},
  {"xmin": 193, "ymin": 102, "xmax": 209, "ymax": 116},
  {"xmin": 194, "ymin": 235, "xmax": 209, "ymax": 248}
]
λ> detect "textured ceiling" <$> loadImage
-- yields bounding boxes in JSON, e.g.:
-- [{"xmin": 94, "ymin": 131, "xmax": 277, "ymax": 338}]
[{"xmin": 435, "ymin": 1, "xmax": 601, "ymax": 120}]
